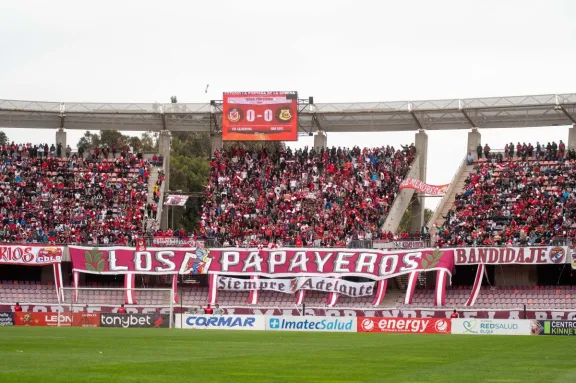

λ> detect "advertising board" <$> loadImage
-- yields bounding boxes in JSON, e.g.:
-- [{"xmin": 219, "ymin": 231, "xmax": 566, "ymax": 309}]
[
  {"xmin": 266, "ymin": 316, "xmax": 356, "ymax": 332},
  {"xmin": 357, "ymin": 317, "xmax": 450, "ymax": 334},
  {"xmin": 176, "ymin": 314, "xmax": 265, "ymax": 330},
  {"xmin": 100, "ymin": 313, "xmax": 170, "ymax": 328},
  {"xmin": 451, "ymin": 319, "xmax": 531, "ymax": 335},
  {"xmin": 14, "ymin": 312, "xmax": 100, "ymax": 327},
  {"xmin": 0, "ymin": 312, "xmax": 14, "ymax": 326},
  {"xmin": 531, "ymin": 320, "xmax": 576, "ymax": 336}
]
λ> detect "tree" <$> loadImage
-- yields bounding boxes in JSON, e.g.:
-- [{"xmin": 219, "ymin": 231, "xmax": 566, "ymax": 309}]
[
  {"xmin": 397, "ymin": 206, "xmax": 434, "ymax": 234},
  {"xmin": 77, "ymin": 131, "xmax": 99, "ymax": 150},
  {"xmin": 0, "ymin": 131, "xmax": 8, "ymax": 146},
  {"xmin": 140, "ymin": 132, "xmax": 157, "ymax": 151},
  {"xmin": 99, "ymin": 130, "xmax": 126, "ymax": 148},
  {"xmin": 76, "ymin": 130, "xmax": 158, "ymax": 151},
  {"xmin": 168, "ymin": 155, "xmax": 211, "ymax": 231}
]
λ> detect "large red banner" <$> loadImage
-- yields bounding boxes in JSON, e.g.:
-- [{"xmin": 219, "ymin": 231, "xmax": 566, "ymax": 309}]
[
  {"xmin": 69, "ymin": 246, "xmax": 212, "ymax": 275},
  {"xmin": 454, "ymin": 246, "xmax": 568, "ymax": 265},
  {"xmin": 14, "ymin": 312, "xmax": 99, "ymax": 327},
  {"xmin": 222, "ymin": 91, "xmax": 298, "ymax": 141},
  {"xmin": 70, "ymin": 246, "xmax": 454, "ymax": 278},
  {"xmin": 357, "ymin": 317, "xmax": 451, "ymax": 334},
  {"xmin": 0, "ymin": 245, "xmax": 63, "ymax": 265},
  {"xmin": 208, "ymin": 248, "xmax": 454, "ymax": 279}
]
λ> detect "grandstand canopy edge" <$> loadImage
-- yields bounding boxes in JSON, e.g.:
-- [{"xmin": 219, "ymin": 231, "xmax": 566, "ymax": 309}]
[{"xmin": 0, "ymin": 93, "xmax": 575, "ymax": 133}]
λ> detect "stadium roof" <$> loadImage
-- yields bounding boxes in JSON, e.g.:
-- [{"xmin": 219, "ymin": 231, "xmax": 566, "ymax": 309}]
[{"xmin": 0, "ymin": 93, "xmax": 575, "ymax": 134}]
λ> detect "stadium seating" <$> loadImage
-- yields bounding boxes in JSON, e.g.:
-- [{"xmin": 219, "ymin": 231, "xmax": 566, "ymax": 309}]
[
  {"xmin": 435, "ymin": 143, "xmax": 575, "ymax": 247},
  {"xmin": 201, "ymin": 145, "xmax": 416, "ymax": 247},
  {"xmin": 398, "ymin": 285, "xmax": 576, "ymax": 309},
  {"xmin": 2, "ymin": 281, "xmax": 574, "ymax": 309},
  {"xmin": 0, "ymin": 144, "xmax": 161, "ymax": 244}
]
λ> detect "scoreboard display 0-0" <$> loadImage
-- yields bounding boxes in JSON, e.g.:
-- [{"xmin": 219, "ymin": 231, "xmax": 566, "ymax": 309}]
[{"xmin": 222, "ymin": 91, "xmax": 298, "ymax": 141}]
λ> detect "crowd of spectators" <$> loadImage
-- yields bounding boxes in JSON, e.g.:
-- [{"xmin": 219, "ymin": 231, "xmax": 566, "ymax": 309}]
[
  {"xmin": 436, "ymin": 141, "xmax": 576, "ymax": 247},
  {"xmin": 199, "ymin": 145, "xmax": 416, "ymax": 247},
  {"xmin": 0, "ymin": 141, "xmax": 162, "ymax": 245}
]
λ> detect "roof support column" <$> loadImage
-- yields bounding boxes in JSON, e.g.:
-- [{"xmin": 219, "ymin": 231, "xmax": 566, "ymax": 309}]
[
  {"xmin": 313, "ymin": 131, "xmax": 327, "ymax": 149},
  {"xmin": 568, "ymin": 124, "xmax": 576, "ymax": 151},
  {"xmin": 158, "ymin": 130, "xmax": 171, "ymax": 230},
  {"xmin": 211, "ymin": 134, "xmax": 223, "ymax": 156},
  {"xmin": 411, "ymin": 130, "xmax": 428, "ymax": 233},
  {"xmin": 467, "ymin": 128, "xmax": 481, "ymax": 159},
  {"xmin": 55, "ymin": 129, "xmax": 66, "ymax": 157}
]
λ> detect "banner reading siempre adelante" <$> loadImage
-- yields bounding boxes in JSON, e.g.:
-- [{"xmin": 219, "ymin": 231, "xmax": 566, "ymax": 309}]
[{"xmin": 69, "ymin": 246, "xmax": 455, "ymax": 279}]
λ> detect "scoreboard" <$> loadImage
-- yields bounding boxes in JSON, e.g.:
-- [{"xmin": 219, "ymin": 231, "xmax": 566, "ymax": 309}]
[{"xmin": 222, "ymin": 91, "xmax": 298, "ymax": 141}]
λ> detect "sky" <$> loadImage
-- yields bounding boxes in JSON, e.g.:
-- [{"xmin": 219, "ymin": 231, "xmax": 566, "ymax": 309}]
[{"xmin": 0, "ymin": 0, "xmax": 575, "ymax": 211}]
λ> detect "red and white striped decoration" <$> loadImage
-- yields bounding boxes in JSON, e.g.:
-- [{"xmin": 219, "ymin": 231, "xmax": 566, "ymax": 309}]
[
  {"xmin": 208, "ymin": 273, "xmax": 219, "ymax": 305},
  {"xmin": 327, "ymin": 276, "xmax": 341, "ymax": 307},
  {"xmin": 124, "ymin": 274, "xmax": 136, "ymax": 304},
  {"xmin": 171, "ymin": 274, "xmax": 180, "ymax": 304},
  {"xmin": 73, "ymin": 271, "xmax": 80, "ymax": 303},
  {"xmin": 404, "ymin": 271, "xmax": 419, "ymax": 305},
  {"xmin": 53, "ymin": 264, "xmax": 64, "ymax": 303},
  {"xmin": 465, "ymin": 264, "xmax": 485, "ymax": 307},
  {"xmin": 434, "ymin": 270, "xmax": 448, "ymax": 306},
  {"xmin": 248, "ymin": 275, "xmax": 259, "ymax": 305},
  {"xmin": 295, "ymin": 289, "xmax": 306, "ymax": 305},
  {"xmin": 371, "ymin": 279, "xmax": 388, "ymax": 306}
]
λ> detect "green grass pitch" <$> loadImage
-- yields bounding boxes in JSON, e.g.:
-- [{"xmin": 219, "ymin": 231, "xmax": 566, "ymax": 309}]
[{"xmin": 0, "ymin": 327, "xmax": 574, "ymax": 383}]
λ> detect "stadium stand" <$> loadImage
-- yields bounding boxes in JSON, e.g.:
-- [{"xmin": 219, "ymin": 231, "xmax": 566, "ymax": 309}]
[
  {"xmin": 0, "ymin": 142, "xmax": 162, "ymax": 244},
  {"xmin": 434, "ymin": 141, "xmax": 574, "ymax": 247},
  {"xmin": 396, "ymin": 285, "xmax": 576, "ymax": 310},
  {"xmin": 5, "ymin": 281, "xmax": 575, "ymax": 310},
  {"xmin": 200, "ymin": 145, "xmax": 416, "ymax": 247},
  {"xmin": 1, "ymin": 140, "xmax": 574, "ymax": 314}
]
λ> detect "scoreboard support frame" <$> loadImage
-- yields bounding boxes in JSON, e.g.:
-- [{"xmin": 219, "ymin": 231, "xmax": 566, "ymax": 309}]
[{"xmin": 209, "ymin": 96, "xmax": 318, "ymax": 138}]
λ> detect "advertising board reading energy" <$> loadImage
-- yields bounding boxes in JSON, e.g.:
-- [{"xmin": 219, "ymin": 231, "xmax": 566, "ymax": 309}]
[{"xmin": 222, "ymin": 91, "xmax": 298, "ymax": 141}]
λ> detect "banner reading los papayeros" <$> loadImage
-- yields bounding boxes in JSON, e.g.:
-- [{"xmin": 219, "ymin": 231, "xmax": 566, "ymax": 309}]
[
  {"xmin": 399, "ymin": 179, "xmax": 449, "ymax": 196},
  {"xmin": 218, "ymin": 275, "xmax": 375, "ymax": 297},
  {"xmin": 357, "ymin": 317, "xmax": 451, "ymax": 334},
  {"xmin": 69, "ymin": 246, "xmax": 212, "ymax": 275},
  {"xmin": 209, "ymin": 248, "xmax": 454, "ymax": 279},
  {"xmin": 0, "ymin": 245, "xmax": 63, "ymax": 265},
  {"xmin": 454, "ymin": 246, "xmax": 568, "ymax": 265}
]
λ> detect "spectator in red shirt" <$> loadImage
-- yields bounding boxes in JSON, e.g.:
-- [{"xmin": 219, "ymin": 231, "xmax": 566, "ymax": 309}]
[
  {"xmin": 118, "ymin": 304, "xmax": 127, "ymax": 314},
  {"xmin": 14, "ymin": 302, "xmax": 22, "ymax": 312},
  {"xmin": 450, "ymin": 309, "xmax": 459, "ymax": 318},
  {"xmin": 204, "ymin": 304, "xmax": 213, "ymax": 315}
]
